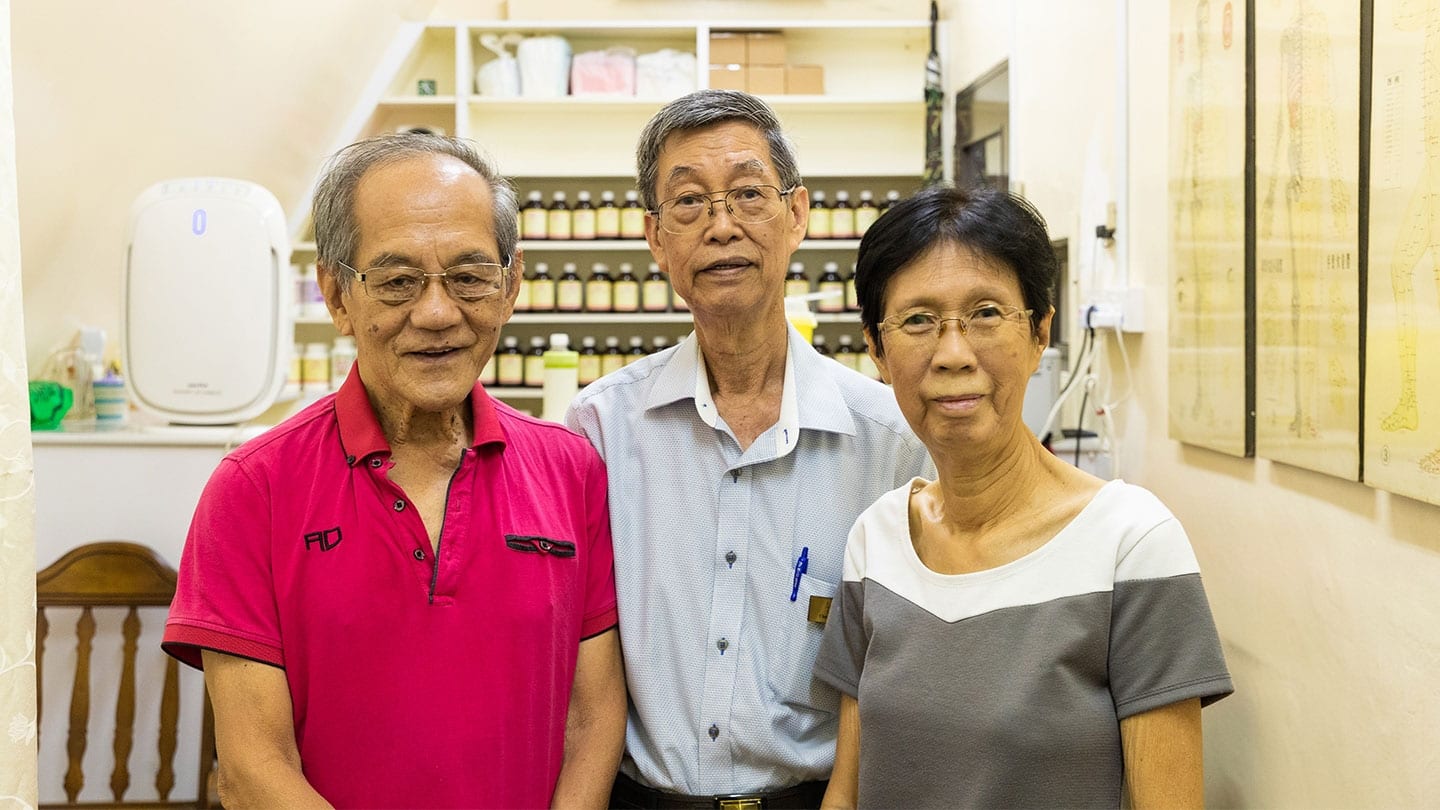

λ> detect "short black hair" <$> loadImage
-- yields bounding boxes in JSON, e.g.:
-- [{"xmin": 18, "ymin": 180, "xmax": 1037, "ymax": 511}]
[{"xmin": 855, "ymin": 185, "xmax": 1057, "ymax": 355}]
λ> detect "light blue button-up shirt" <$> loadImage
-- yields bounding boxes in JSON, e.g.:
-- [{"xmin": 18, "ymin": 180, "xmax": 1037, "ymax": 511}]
[{"xmin": 566, "ymin": 325, "xmax": 933, "ymax": 795}]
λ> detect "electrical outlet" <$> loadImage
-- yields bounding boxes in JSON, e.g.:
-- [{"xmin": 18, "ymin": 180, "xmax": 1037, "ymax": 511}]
[{"xmin": 1079, "ymin": 287, "xmax": 1146, "ymax": 333}]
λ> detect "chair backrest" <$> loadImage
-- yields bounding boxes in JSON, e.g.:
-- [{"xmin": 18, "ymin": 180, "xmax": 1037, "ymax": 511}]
[{"xmin": 36, "ymin": 541, "xmax": 215, "ymax": 808}]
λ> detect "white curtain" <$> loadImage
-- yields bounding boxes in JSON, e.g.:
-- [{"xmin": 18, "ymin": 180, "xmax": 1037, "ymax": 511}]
[{"xmin": 0, "ymin": 0, "xmax": 39, "ymax": 806}]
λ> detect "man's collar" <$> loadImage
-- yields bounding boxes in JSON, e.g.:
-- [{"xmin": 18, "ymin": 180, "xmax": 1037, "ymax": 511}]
[
  {"xmin": 335, "ymin": 365, "xmax": 507, "ymax": 462},
  {"xmin": 643, "ymin": 323, "xmax": 857, "ymax": 439}
]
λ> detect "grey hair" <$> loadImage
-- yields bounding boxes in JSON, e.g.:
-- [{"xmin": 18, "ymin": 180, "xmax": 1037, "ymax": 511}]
[
  {"xmin": 635, "ymin": 89, "xmax": 802, "ymax": 211},
  {"xmin": 312, "ymin": 133, "xmax": 519, "ymax": 290}
]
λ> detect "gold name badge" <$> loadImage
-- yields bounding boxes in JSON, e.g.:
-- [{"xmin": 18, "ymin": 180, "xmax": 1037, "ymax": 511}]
[{"xmin": 807, "ymin": 595, "xmax": 833, "ymax": 625}]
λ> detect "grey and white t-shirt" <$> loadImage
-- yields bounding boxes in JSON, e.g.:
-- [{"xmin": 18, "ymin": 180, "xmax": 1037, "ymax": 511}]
[{"xmin": 813, "ymin": 478, "xmax": 1233, "ymax": 809}]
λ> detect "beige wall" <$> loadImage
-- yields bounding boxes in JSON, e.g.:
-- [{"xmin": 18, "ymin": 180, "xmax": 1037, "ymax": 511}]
[{"xmin": 985, "ymin": 0, "xmax": 1440, "ymax": 806}]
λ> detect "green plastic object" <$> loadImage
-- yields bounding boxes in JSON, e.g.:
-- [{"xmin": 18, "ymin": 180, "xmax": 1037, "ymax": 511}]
[{"xmin": 29, "ymin": 380, "xmax": 73, "ymax": 430}]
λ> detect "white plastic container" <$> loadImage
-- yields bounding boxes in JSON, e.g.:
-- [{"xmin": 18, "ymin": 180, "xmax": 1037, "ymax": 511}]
[{"xmin": 540, "ymin": 333, "xmax": 579, "ymax": 423}]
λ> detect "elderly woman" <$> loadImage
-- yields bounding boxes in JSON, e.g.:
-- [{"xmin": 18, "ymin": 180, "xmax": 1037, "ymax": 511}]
[{"xmin": 813, "ymin": 186, "xmax": 1232, "ymax": 809}]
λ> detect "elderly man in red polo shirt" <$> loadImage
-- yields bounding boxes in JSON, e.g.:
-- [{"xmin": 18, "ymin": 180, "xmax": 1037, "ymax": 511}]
[{"xmin": 162, "ymin": 134, "xmax": 625, "ymax": 809}]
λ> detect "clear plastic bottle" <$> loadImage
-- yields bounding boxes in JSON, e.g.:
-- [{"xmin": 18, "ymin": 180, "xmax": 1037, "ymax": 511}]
[
  {"xmin": 557, "ymin": 262, "xmax": 584, "ymax": 312},
  {"xmin": 830, "ymin": 190, "xmax": 856, "ymax": 239},
  {"xmin": 600, "ymin": 335, "xmax": 625, "ymax": 376},
  {"xmin": 529, "ymin": 262, "xmax": 556, "ymax": 312},
  {"xmin": 785, "ymin": 261, "xmax": 811, "ymax": 299},
  {"xmin": 855, "ymin": 190, "xmax": 879, "ymax": 236},
  {"xmin": 620, "ymin": 190, "xmax": 646, "ymax": 239},
  {"xmin": 548, "ymin": 191, "xmax": 572, "ymax": 240},
  {"xmin": 572, "ymin": 191, "xmax": 597, "ymax": 240},
  {"xmin": 596, "ymin": 190, "xmax": 621, "ymax": 239},
  {"xmin": 577, "ymin": 336, "xmax": 602, "ymax": 385},
  {"xmin": 329, "ymin": 336, "xmax": 357, "ymax": 388},
  {"xmin": 585, "ymin": 263, "xmax": 614, "ymax": 312},
  {"xmin": 522, "ymin": 190, "xmax": 548, "ymax": 240},
  {"xmin": 497, "ymin": 336, "xmax": 525, "ymax": 386},
  {"xmin": 613, "ymin": 262, "xmax": 640, "ymax": 312},
  {"xmin": 541, "ymin": 333, "xmax": 579, "ymax": 422},
  {"xmin": 817, "ymin": 261, "xmax": 845, "ymax": 313},
  {"xmin": 807, "ymin": 190, "xmax": 831, "ymax": 239},
  {"xmin": 642, "ymin": 263, "xmax": 670, "ymax": 312},
  {"xmin": 524, "ymin": 335, "xmax": 548, "ymax": 387}
]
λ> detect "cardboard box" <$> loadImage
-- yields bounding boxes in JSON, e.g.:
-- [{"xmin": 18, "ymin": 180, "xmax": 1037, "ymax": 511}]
[
  {"xmin": 785, "ymin": 65, "xmax": 825, "ymax": 95},
  {"xmin": 709, "ymin": 64, "xmax": 747, "ymax": 91},
  {"xmin": 747, "ymin": 65, "xmax": 785, "ymax": 95},
  {"xmin": 745, "ymin": 32, "xmax": 787, "ymax": 66},
  {"xmin": 709, "ymin": 32, "xmax": 746, "ymax": 65}
]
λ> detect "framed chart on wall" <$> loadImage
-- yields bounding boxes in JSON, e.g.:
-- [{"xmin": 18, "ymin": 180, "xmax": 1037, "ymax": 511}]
[
  {"xmin": 1168, "ymin": 0, "xmax": 1251, "ymax": 457},
  {"xmin": 1253, "ymin": 0, "xmax": 1361, "ymax": 480},
  {"xmin": 1366, "ymin": 0, "xmax": 1440, "ymax": 506}
]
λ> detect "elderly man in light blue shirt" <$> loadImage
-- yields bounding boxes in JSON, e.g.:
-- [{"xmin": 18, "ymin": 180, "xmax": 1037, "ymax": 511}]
[{"xmin": 566, "ymin": 89, "xmax": 933, "ymax": 809}]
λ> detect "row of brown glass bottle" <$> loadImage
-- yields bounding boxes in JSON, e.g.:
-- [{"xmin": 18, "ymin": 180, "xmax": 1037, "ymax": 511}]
[
  {"xmin": 514, "ymin": 262, "xmax": 689, "ymax": 313},
  {"xmin": 482, "ymin": 331, "xmax": 881, "ymax": 389},
  {"xmin": 520, "ymin": 188, "xmax": 904, "ymax": 241},
  {"xmin": 484, "ymin": 334, "xmax": 676, "ymax": 388},
  {"xmin": 520, "ymin": 190, "xmax": 647, "ymax": 241}
]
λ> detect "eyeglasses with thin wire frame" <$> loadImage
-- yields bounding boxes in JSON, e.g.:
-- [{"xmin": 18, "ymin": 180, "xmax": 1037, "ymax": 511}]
[
  {"xmin": 338, "ymin": 260, "xmax": 511, "ymax": 304},
  {"xmin": 878, "ymin": 305, "xmax": 1034, "ymax": 344},
  {"xmin": 652, "ymin": 184, "xmax": 797, "ymax": 234}
]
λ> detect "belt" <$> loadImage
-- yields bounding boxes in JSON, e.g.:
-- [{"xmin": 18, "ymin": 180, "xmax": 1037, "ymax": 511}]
[{"xmin": 610, "ymin": 772, "xmax": 829, "ymax": 810}]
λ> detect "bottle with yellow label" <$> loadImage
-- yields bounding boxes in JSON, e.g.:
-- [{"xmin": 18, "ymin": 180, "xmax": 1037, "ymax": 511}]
[
  {"xmin": 524, "ymin": 335, "xmax": 547, "ymax": 387},
  {"xmin": 521, "ymin": 190, "xmax": 548, "ymax": 240},
  {"xmin": 577, "ymin": 336, "xmax": 602, "ymax": 385},
  {"xmin": 855, "ymin": 190, "xmax": 879, "ymax": 236},
  {"xmin": 586, "ymin": 263, "xmax": 613, "ymax": 312},
  {"xmin": 613, "ymin": 262, "xmax": 640, "ymax": 312},
  {"xmin": 817, "ymin": 261, "xmax": 845, "ymax": 313},
  {"xmin": 548, "ymin": 191, "xmax": 572, "ymax": 241},
  {"xmin": 620, "ymin": 190, "xmax": 646, "ymax": 239},
  {"xmin": 596, "ymin": 190, "xmax": 621, "ymax": 239},
  {"xmin": 642, "ymin": 263, "xmax": 670, "ymax": 312},
  {"xmin": 572, "ymin": 191, "xmax": 597, "ymax": 240},
  {"xmin": 529, "ymin": 262, "xmax": 556, "ymax": 312},
  {"xmin": 600, "ymin": 336, "xmax": 625, "ymax": 376},
  {"xmin": 785, "ymin": 262, "xmax": 811, "ymax": 299},
  {"xmin": 557, "ymin": 262, "xmax": 584, "ymax": 312},
  {"xmin": 497, "ymin": 336, "xmax": 525, "ymax": 386},
  {"xmin": 807, "ymin": 190, "xmax": 831, "ymax": 239},
  {"xmin": 830, "ymin": 190, "xmax": 856, "ymax": 239}
]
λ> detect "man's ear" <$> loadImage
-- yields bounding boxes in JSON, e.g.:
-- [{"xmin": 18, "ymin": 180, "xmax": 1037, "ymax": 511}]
[
  {"xmin": 317, "ymin": 262, "xmax": 354, "ymax": 337},
  {"xmin": 788, "ymin": 185, "xmax": 811, "ymax": 253},
  {"xmin": 864, "ymin": 327, "xmax": 890, "ymax": 385},
  {"xmin": 643, "ymin": 210, "xmax": 667, "ymax": 275}
]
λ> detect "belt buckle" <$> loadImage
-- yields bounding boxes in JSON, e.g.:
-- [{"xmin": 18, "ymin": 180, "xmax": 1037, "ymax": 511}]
[{"xmin": 714, "ymin": 797, "xmax": 764, "ymax": 810}]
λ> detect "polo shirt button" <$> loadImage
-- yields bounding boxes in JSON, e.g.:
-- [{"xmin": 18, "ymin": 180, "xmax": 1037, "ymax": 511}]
[
  {"xmin": 345, "ymin": 455, "xmax": 356, "ymax": 466},
  {"xmin": 393, "ymin": 499, "xmax": 406, "ymax": 512},
  {"xmin": 724, "ymin": 551, "xmax": 737, "ymax": 568},
  {"xmin": 370, "ymin": 458, "xmax": 384, "ymax": 469},
  {"xmin": 708, "ymin": 723, "xmax": 719, "ymax": 741},
  {"xmin": 716, "ymin": 638, "xmax": 729, "ymax": 654},
  {"xmin": 413, "ymin": 548, "xmax": 425, "ymax": 561}
]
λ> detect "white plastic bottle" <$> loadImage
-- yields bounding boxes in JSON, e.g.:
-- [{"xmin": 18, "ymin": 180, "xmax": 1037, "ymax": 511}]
[{"xmin": 541, "ymin": 333, "xmax": 579, "ymax": 423}]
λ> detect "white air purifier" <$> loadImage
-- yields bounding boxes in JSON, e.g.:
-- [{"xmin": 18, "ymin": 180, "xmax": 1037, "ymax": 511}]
[{"xmin": 124, "ymin": 178, "xmax": 291, "ymax": 425}]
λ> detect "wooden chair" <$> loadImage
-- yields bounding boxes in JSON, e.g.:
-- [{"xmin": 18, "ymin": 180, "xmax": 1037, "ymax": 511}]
[{"xmin": 37, "ymin": 542, "xmax": 216, "ymax": 809}]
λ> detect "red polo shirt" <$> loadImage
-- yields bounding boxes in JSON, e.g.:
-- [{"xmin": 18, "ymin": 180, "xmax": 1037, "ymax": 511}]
[{"xmin": 163, "ymin": 370, "xmax": 617, "ymax": 809}]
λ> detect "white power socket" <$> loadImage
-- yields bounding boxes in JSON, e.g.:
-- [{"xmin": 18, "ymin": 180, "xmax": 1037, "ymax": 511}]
[{"xmin": 1078, "ymin": 287, "xmax": 1145, "ymax": 333}]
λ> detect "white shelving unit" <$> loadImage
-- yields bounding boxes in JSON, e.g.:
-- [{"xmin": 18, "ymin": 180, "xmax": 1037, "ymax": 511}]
[{"xmin": 289, "ymin": 17, "xmax": 942, "ymax": 404}]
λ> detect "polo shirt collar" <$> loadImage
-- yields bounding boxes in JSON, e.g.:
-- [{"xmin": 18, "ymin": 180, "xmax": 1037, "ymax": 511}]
[
  {"xmin": 643, "ymin": 323, "xmax": 857, "ymax": 445},
  {"xmin": 335, "ymin": 365, "xmax": 507, "ymax": 463}
]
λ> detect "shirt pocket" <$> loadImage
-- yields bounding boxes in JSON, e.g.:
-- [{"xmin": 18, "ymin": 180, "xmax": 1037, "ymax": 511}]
[{"xmin": 767, "ymin": 572, "xmax": 841, "ymax": 713}]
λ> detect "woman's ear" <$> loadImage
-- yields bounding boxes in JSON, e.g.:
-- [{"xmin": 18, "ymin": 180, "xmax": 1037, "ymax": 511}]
[{"xmin": 864, "ymin": 327, "xmax": 890, "ymax": 385}]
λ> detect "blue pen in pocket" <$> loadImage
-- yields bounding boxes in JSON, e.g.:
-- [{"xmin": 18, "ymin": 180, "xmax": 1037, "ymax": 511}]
[{"xmin": 790, "ymin": 546, "xmax": 809, "ymax": 601}]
